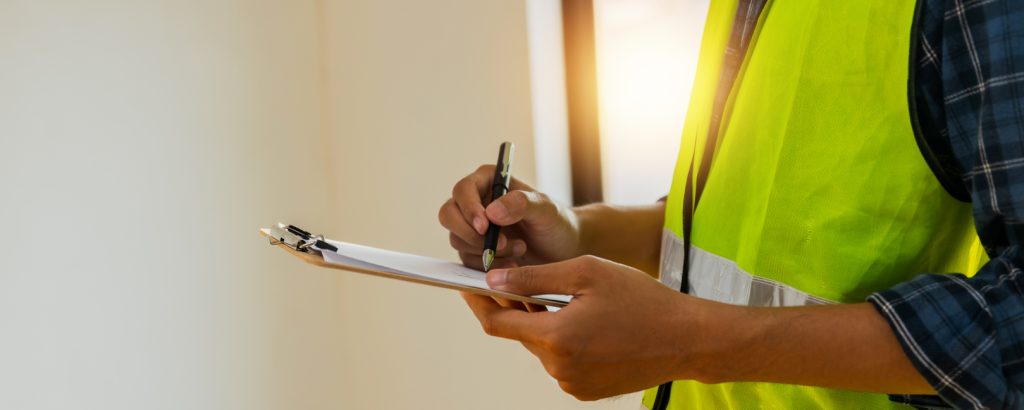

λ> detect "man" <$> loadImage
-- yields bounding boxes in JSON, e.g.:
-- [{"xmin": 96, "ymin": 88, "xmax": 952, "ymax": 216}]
[{"xmin": 438, "ymin": 0, "xmax": 1024, "ymax": 408}]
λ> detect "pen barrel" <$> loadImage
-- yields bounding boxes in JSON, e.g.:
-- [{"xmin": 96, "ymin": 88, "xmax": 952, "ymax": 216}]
[
  {"xmin": 483, "ymin": 184, "xmax": 507, "ymax": 251},
  {"xmin": 489, "ymin": 183, "xmax": 508, "ymax": 203},
  {"xmin": 483, "ymin": 141, "xmax": 513, "ymax": 258},
  {"xmin": 483, "ymin": 222, "xmax": 501, "ymax": 251}
]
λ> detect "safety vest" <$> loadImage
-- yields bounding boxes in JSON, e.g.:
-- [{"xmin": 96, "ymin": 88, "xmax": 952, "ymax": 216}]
[{"xmin": 641, "ymin": 0, "xmax": 987, "ymax": 409}]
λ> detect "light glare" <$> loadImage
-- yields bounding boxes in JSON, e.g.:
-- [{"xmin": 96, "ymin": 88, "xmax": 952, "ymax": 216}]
[{"xmin": 594, "ymin": 0, "xmax": 709, "ymax": 204}]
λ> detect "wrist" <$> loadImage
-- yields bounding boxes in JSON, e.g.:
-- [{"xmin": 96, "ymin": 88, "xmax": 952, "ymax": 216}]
[
  {"xmin": 665, "ymin": 300, "xmax": 936, "ymax": 393},
  {"xmin": 669, "ymin": 298, "xmax": 768, "ymax": 384},
  {"xmin": 571, "ymin": 203, "xmax": 601, "ymax": 256},
  {"xmin": 572, "ymin": 203, "xmax": 664, "ymax": 274}
]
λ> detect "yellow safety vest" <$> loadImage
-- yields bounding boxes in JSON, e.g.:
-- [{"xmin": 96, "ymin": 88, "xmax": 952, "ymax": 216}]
[{"xmin": 642, "ymin": 0, "xmax": 986, "ymax": 408}]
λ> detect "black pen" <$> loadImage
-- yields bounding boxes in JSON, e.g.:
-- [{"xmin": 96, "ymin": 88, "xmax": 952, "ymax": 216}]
[{"xmin": 483, "ymin": 141, "xmax": 514, "ymax": 272}]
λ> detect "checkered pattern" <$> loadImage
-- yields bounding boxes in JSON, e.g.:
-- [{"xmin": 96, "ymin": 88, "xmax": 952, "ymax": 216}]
[{"xmin": 867, "ymin": 0, "xmax": 1024, "ymax": 408}]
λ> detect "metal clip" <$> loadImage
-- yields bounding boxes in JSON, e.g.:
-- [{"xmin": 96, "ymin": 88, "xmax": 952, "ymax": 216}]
[{"xmin": 267, "ymin": 223, "xmax": 338, "ymax": 253}]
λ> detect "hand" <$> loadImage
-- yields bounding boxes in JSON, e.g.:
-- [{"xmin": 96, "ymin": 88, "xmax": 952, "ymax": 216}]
[
  {"xmin": 438, "ymin": 165, "xmax": 581, "ymax": 270},
  {"xmin": 463, "ymin": 257, "xmax": 938, "ymax": 400},
  {"xmin": 460, "ymin": 255, "xmax": 704, "ymax": 401}
]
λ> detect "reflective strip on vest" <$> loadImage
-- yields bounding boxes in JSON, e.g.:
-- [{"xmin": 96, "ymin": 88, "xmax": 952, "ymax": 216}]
[{"xmin": 658, "ymin": 229, "xmax": 834, "ymax": 307}]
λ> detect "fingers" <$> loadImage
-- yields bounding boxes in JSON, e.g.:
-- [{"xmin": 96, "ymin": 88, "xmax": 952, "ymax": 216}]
[
  {"xmin": 485, "ymin": 190, "xmax": 556, "ymax": 227},
  {"xmin": 441, "ymin": 165, "xmax": 548, "ymax": 267},
  {"xmin": 451, "ymin": 173, "xmax": 490, "ymax": 234},
  {"xmin": 449, "ymin": 233, "xmax": 525, "ymax": 258},
  {"xmin": 439, "ymin": 198, "xmax": 483, "ymax": 245},
  {"xmin": 460, "ymin": 292, "xmax": 552, "ymax": 343},
  {"xmin": 485, "ymin": 255, "xmax": 601, "ymax": 296},
  {"xmin": 448, "ymin": 165, "xmax": 540, "ymax": 234}
]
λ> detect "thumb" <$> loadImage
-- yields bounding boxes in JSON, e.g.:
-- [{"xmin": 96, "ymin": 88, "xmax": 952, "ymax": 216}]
[
  {"xmin": 485, "ymin": 190, "xmax": 555, "ymax": 226},
  {"xmin": 486, "ymin": 257, "xmax": 596, "ymax": 296}
]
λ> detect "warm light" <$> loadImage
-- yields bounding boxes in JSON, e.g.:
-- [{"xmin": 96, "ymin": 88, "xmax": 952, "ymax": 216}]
[{"xmin": 594, "ymin": 0, "xmax": 709, "ymax": 204}]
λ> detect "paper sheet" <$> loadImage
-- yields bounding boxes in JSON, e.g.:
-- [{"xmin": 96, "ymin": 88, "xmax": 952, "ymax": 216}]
[{"xmin": 319, "ymin": 239, "xmax": 571, "ymax": 305}]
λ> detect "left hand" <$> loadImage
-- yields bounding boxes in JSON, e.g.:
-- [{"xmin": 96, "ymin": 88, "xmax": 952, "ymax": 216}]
[{"xmin": 460, "ymin": 255, "xmax": 705, "ymax": 401}]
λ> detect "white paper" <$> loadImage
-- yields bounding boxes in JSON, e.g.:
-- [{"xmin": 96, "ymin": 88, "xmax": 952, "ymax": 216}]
[{"xmin": 318, "ymin": 239, "xmax": 571, "ymax": 305}]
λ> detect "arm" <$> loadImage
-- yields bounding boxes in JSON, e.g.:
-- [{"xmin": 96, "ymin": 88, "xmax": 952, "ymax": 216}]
[
  {"xmin": 461, "ymin": 258, "xmax": 935, "ymax": 401},
  {"xmin": 575, "ymin": 202, "xmax": 664, "ymax": 276},
  {"xmin": 691, "ymin": 301, "xmax": 933, "ymax": 394}
]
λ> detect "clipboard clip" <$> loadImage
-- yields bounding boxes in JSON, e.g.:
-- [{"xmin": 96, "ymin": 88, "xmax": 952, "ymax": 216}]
[{"xmin": 267, "ymin": 223, "xmax": 339, "ymax": 253}]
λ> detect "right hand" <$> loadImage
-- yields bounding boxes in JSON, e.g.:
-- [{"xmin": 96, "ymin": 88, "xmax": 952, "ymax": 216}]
[{"xmin": 438, "ymin": 165, "xmax": 582, "ymax": 271}]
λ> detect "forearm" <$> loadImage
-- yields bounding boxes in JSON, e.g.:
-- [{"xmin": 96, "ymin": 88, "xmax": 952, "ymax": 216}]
[
  {"xmin": 574, "ymin": 202, "xmax": 664, "ymax": 276},
  {"xmin": 684, "ymin": 299, "xmax": 932, "ymax": 394}
]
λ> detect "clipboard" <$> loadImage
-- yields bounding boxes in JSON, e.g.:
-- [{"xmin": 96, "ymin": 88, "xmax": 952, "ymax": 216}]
[{"xmin": 260, "ymin": 223, "xmax": 570, "ymax": 307}]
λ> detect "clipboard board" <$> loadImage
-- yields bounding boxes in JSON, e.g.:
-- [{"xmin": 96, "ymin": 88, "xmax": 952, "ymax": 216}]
[{"xmin": 260, "ymin": 223, "xmax": 570, "ymax": 307}]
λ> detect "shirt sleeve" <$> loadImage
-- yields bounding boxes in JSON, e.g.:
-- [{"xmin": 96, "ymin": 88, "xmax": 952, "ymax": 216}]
[
  {"xmin": 868, "ymin": 256, "xmax": 1024, "ymax": 409},
  {"xmin": 867, "ymin": 1, "xmax": 1024, "ymax": 408}
]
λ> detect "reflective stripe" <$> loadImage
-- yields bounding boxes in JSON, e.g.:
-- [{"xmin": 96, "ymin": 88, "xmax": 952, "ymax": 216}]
[
  {"xmin": 658, "ymin": 229, "xmax": 687, "ymax": 292},
  {"xmin": 659, "ymin": 229, "xmax": 835, "ymax": 307}
]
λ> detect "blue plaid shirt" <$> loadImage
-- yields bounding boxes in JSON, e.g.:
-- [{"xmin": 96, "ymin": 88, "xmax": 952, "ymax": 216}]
[{"xmin": 866, "ymin": 0, "xmax": 1024, "ymax": 408}]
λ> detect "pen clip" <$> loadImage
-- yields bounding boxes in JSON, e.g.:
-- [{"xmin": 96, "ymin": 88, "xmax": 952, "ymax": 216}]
[{"xmin": 497, "ymin": 141, "xmax": 514, "ymax": 182}]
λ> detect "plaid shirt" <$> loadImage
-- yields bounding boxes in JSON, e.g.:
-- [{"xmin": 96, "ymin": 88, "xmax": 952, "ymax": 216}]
[
  {"xmin": 867, "ymin": 0, "xmax": 1024, "ymax": 409},
  {"xmin": 717, "ymin": 0, "xmax": 1024, "ymax": 408}
]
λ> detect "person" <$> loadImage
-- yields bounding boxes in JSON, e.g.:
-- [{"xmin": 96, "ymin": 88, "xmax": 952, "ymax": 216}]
[{"xmin": 438, "ymin": 1, "xmax": 1024, "ymax": 408}]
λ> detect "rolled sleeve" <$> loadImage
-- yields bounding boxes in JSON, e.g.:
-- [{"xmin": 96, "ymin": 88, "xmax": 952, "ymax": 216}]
[
  {"xmin": 868, "ymin": 250, "xmax": 1024, "ymax": 409},
  {"xmin": 876, "ymin": 0, "xmax": 1024, "ymax": 407}
]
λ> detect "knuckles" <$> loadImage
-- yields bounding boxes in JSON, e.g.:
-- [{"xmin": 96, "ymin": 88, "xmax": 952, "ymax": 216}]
[
  {"xmin": 541, "ymin": 330, "xmax": 579, "ymax": 360},
  {"xmin": 437, "ymin": 200, "xmax": 448, "ymax": 223},
  {"xmin": 575, "ymin": 254, "xmax": 601, "ymax": 268},
  {"xmin": 475, "ymin": 164, "xmax": 495, "ymax": 174},
  {"xmin": 451, "ymin": 178, "xmax": 470, "ymax": 198},
  {"xmin": 547, "ymin": 364, "xmax": 574, "ymax": 384},
  {"xmin": 557, "ymin": 379, "xmax": 601, "ymax": 402},
  {"xmin": 538, "ymin": 326, "xmax": 586, "ymax": 378},
  {"xmin": 567, "ymin": 255, "xmax": 599, "ymax": 287},
  {"xmin": 437, "ymin": 199, "xmax": 455, "ymax": 227},
  {"xmin": 479, "ymin": 317, "xmax": 497, "ymax": 337}
]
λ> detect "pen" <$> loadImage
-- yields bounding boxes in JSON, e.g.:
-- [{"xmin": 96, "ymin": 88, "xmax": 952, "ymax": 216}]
[{"xmin": 482, "ymin": 141, "xmax": 514, "ymax": 272}]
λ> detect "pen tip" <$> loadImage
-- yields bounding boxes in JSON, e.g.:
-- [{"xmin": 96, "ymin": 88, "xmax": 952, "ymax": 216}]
[{"xmin": 482, "ymin": 250, "xmax": 495, "ymax": 272}]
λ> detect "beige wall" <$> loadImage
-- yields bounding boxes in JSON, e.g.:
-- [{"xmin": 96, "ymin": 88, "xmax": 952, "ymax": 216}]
[
  {"xmin": 0, "ymin": 0, "xmax": 637, "ymax": 409},
  {"xmin": 0, "ymin": 1, "xmax": 360, "ymax": 409},
  {"xmin": 320, "ymin": 1, "xmax": 635, "ymax": 408}
]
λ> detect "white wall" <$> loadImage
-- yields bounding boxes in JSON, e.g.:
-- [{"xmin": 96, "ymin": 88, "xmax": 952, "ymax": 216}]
[
  {"xmin": 0, "ymin": 1, "xmax": 347, "ymax": 409},
  {"xmin": 0, "ymin": 1, "xmax": 637, "ymax": 409}
]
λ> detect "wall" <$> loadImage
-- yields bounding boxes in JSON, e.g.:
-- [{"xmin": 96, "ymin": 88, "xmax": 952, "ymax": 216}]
[
  {"xmin": 0, "ymin": 1, "xmax": 347, "ymax": 409},
  {"xmin": 320, "ymin": 0, "xmax": 633, "ymax": 408},
  {"xmin": 0, "ymin": 0, "xmax": 639, "ymax": 409}
]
